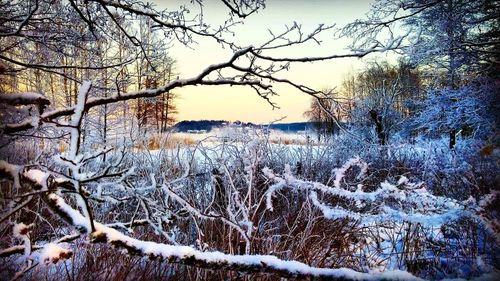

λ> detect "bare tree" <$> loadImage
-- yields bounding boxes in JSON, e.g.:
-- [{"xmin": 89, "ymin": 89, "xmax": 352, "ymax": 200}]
[
  {"xmin": 341, "ymin": 0, "xmax": 499, "ymax": 148},
  {"xmin": 341, "ymin": 61, "xmax": 421, "ymax": 145},
  {"xmin": 304, "ymin": 90, "xmax": 343, "ymax": 142}
]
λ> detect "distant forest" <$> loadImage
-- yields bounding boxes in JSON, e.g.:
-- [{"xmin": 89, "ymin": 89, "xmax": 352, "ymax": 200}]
[{"xmin": 173, "ymin": 120, "xmax": 317, "ymax": 133}]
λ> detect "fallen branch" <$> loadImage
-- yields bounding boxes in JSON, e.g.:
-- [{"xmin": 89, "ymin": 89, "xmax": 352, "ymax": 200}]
[{"xmin": 47, "ymin": 192, "xmax": 421, "ymax": 280}]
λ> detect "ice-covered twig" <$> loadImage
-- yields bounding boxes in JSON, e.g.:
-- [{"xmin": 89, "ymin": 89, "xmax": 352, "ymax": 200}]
[
  {"xmin": 162, "ymin": 184, "xmax": 251, "ymax": 249},
  {"xmin": 0, "ymin": 233, "xmax": 80, "ymax": 258}
]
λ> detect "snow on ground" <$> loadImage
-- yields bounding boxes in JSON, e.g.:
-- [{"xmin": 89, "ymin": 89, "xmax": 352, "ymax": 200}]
[{"xmin": 171, "ymin": 127, "xmax": 315, "ymax": 145}]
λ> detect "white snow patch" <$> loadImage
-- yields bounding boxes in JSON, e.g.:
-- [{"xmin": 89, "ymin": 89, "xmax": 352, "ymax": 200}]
[
  {"xmin": 13, "ymin": 223, "xmax": 29, "ymax": 238},
  {"xmin": 40, "ymin": 243, "xmax": 72, "ymax": 264},
  {"xmin": 24, "ymin": 169, "xmax": 49, "ymax": 189}
]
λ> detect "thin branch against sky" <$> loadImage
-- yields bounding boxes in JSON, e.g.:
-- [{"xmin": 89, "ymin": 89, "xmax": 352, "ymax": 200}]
[{"xmin": 157, "ymin": 0, "xmax": 381, "ymax": 123}]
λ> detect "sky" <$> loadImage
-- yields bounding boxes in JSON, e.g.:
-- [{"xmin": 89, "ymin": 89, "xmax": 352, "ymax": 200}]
[{"xmin": 154, "ymin": 0, "xmax": 381, "ymax": 124}]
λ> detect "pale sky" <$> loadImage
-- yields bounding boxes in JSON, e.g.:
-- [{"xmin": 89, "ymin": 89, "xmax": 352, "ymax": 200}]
[{"xmin": 154, "ymin": 0, "xmax": 381, "ymax": 123}]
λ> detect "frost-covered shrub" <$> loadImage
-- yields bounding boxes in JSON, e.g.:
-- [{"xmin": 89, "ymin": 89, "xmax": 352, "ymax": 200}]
[
  {"xmin": 410, "ymin": 79, "xmax": 498, "ymax": 140},
  {"xmin": 1, "ymin": 126, "xmax": 498, "ymax": 280}
]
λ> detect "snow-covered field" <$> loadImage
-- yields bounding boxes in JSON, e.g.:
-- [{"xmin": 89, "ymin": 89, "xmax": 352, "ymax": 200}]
[{"xmin": 170, "ymin": 127, "xmax": 315, "ymax": 145}]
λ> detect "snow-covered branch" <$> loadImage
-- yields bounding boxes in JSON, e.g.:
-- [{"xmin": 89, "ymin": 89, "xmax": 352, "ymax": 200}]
[
  {"xmin": 263, "ymin": 158, "xmax": 494, "ymax": 232},
  {"xmin": 0, "ymin": 160, "xmax": 423, "ymax": 280},
  {"xmin": 0, "ymin": 92, "xmax": 50, "ymax": 107}
]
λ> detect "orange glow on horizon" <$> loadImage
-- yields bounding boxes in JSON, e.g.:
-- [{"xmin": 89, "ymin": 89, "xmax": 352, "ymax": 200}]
[{"xmin": 155, "ymin": 0, "xmax": 381, "ymax": 123}]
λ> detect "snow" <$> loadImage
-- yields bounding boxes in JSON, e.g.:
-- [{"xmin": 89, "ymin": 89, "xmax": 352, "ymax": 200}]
[
  {"xmin": 13, "ymin": 223, "xmax": 29, "ymax": 238},
  {"xmin": 1, "ymin": 135, "xmax": 496, "ymax": 279},
  {"xmin": 47, "ymin": 194, "xmax": 90, "ymax": 229},
  {"xmin": 39, "ymin": 243, "xmax": 72, "ymax": 264},
  {"xmin": 0, "ymin": 92, "xmax": 49, "ymax": 105},
  {"xmin": 397, "ymin": 176, "xmax": 409, "ymax": 186},
  {"xmin": 91, "ymin": 225, "xmax": 422, "ymax": 280},
  {"xmin": 162, "ymin": 184, "xmax": 250, "ymax": 246},
  {"xmin": 1, "ymin": 127, "xmax": 496, "ymax": 279},
  {"xmin": 12, "ymin": 223, "xmax": 30, "ymax": 257},
  {"xmin": 263, "ymin": 158, "xmax": 471, "ymax": 227},
  {"xmin": 310, "ymin": 191, "xmax": 361, "ymax": 220},
  {"xmin": 68, "ymin": 80, "xmax": 92, "ymax": 159},
  {"xmin": 262, "ymin": 166, "xmax": 287, "ymax": 211},
  {"xmin": 48, "ymin": 192, "xmax": 422, "ymax": 280},
  {"xmin": 0, "ymin": 160, "xmax": 22, "ymax": 188},
  {"xmin": 24, "ymin": 169, "xmax": 49, "ymax": 190},
  {"xmin": 70, "ymin": 81, "xmax": 91, "ymax": 128},
  {"xmin": 333, "ymin": 156, "xmax": 367, "ymax": 188}
]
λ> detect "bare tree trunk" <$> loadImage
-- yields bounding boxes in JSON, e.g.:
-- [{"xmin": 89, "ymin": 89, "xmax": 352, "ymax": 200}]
[
  {"xmin": 447, "ymin": 0, "xmax": 458, "ymax": 149},
  {"xmin": 163, "ymin": 93, "xmax": 169, "ymax": 132},
  {"xmin": 370, "ymin": 109, "xmax": 386, "ymax": 145},
  {"xmin": 449, "ymin": 129, "xmax": 456, "ymax": 149}
]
